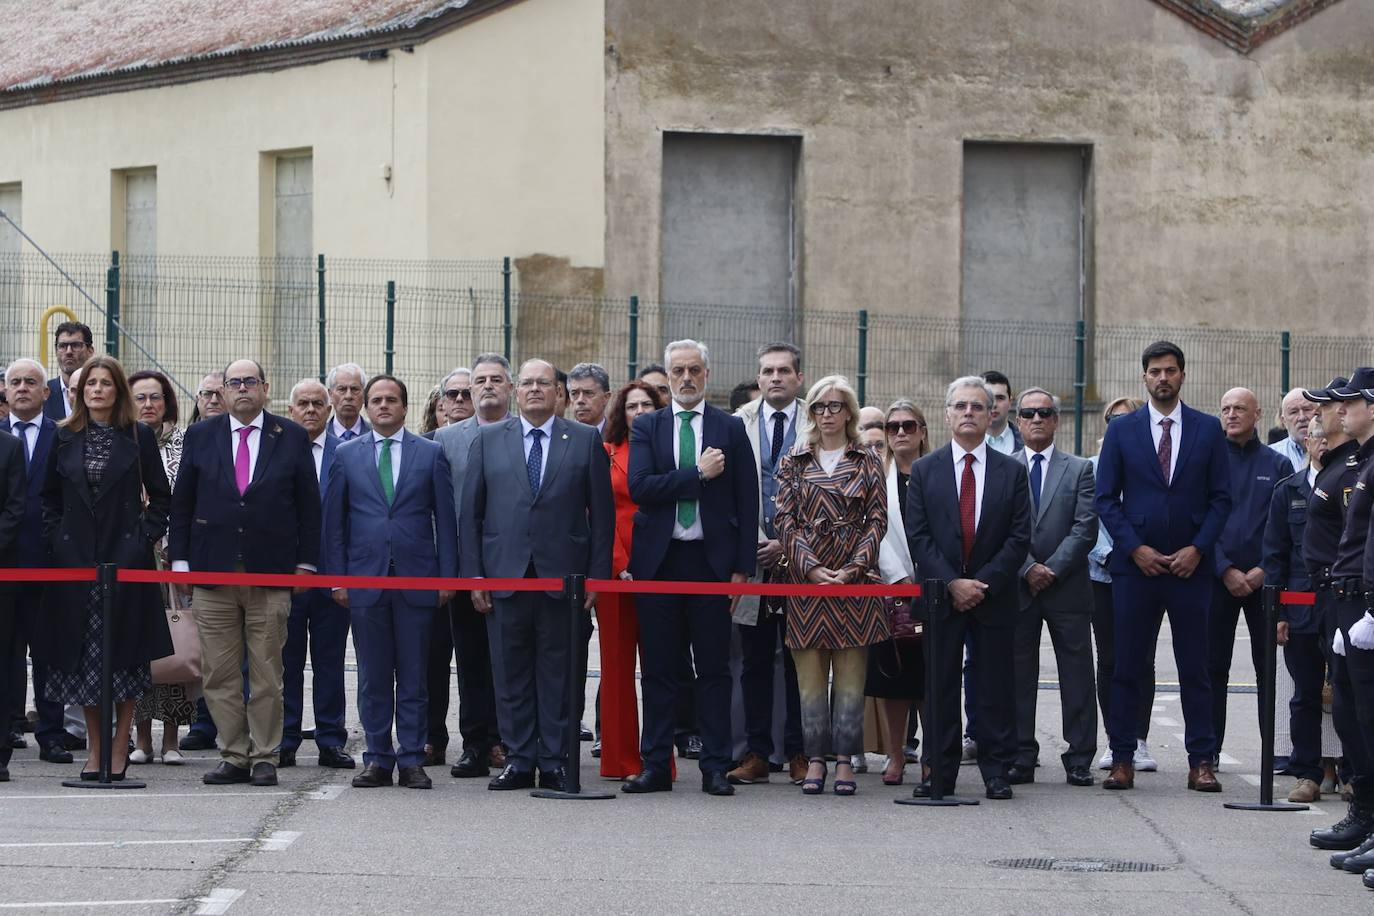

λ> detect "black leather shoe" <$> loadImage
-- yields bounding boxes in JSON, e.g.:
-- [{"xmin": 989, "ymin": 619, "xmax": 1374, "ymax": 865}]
[
  {"xmin": 985, "ymin": 777, "xmax": 1014, "ymax": 800},
  {"xmin": 1007, "ymin": 764, "xmax": 1035, "ymax": 785},
  {"xmin": 1364, "ymin": 868, "xmax": 1374, "ymax": 889},
  {"xmin": 538, "ymin": 766, "xmax": 567, "ymax": 792},
  {"xmin": 590, "ymin": 739, "xmax": 601, "ymax": 759},
  {"xmin": 1341, "ymin": 847, "xmax": 1374, "ymax": 874},
  {"xmin": 62, "ymin": 731, "xmax": 87, "ymax": 751},
  {"xmin": 7, "ymin": 732, "xmax": 25, "ymax": 750},
  {"xmin": 701, "ymin": 771, "xmax": 734, "ymax": 796},
  {"xmin": 621, "ymin": 770, "xmax": 672, "ymax": 794},
  {"xmin": 318, "ymin": 747, "xmax": 355, "ymax": 769},
  {"xmin": 250, "ymin": 763, "xmax": 278, "ymax": 786},
  {"xmin": 1066, "ymin": 766, "xmax": 1095, "ymax": 787},
  {"xmin": 203, "ymin": 762, "xmax": 251, "ymax": 785},
  {"xmin": 488, "ymin": 765, "xmax": 535, "ymax": 790},
  {"xmin": 579, "ymin": 723, "xmax": 594, "ymax": 742},
  {"xmin": 0, "ymin": 762, "xmax": 8, "ymax": 782},
  {"xmin": 1331, "ymin": 833, "xmax": 1374, "ymax": 869},
  {"xmin": 277, "ymin": 749, "xmax": 297, "ymax": 768},
  {"xmin": 179, "ymin": 731, "xmax": 216, "ymax": 752},
  {"xmin": 684, "ymin": 735, "xmax": 703, "ymax": 759},
  {"xmin": 39, "ymin": 740, "xmax": 74, "ymax": 764},
  {"xmin": 450, "ymin": 748, "xmax": 489, "ymax": 778},
  {"xmin": 422, "ymin": 746, "xmax": 445, "ymax": 768},
  {"xmin": 352, "ymin": 764, "xmax": 393, "ymax": 788},
  {"xmin": 1312, "ymin": 805, "xmax": 1374, "ymax": 850},
  {"xmin": 398, "ymin": 766, "xmax": 432, "ymax": 789}
]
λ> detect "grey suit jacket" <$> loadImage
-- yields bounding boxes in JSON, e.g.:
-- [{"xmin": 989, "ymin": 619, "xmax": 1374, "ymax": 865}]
[
  {"xmin": 459, "ymin": 415, "xmax": 614, "ymax": 598},
  {"xmin": 434, "ymin": 413, "xmax": 491, "ymax": 532},
  {"xmin": 1013, "ymin": 447, "xmax": 1098, "ymax": 612}
]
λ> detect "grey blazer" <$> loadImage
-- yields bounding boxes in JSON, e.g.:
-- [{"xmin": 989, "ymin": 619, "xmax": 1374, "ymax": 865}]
[
  {"xmin": 459, "ymin": 415, "xmax": 614, "ymax": 598},
  {"xmin": 1013, "ymin": 447, "xmax": 1098, "ymax": 612},
  {"xmin": 434, "ymin": 413, "xmax": 488, "ymax": 533}
]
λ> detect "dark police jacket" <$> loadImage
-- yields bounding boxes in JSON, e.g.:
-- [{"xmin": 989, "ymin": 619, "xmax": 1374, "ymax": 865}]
[
  {"xmin": 1263, "ymin": 469, "xmax": 1314, "ymax": 631},
  {"xmin": 1303, "ymin": 437, "xmax": 1360, "ymax": 576}
]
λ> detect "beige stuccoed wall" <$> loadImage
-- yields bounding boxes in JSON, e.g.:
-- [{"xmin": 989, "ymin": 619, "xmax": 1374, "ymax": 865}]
[{"xmin": 603, "ymin": 0, "xmax": 1374, "ymax": 334}]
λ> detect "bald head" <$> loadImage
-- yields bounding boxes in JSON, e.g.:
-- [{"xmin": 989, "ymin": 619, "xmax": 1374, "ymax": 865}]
[
  {"xmin": 1220, "ymin": 387, "xmax": 1260, "ymax": 443},
  {"xmin": 857, "ymin": 406, "xmax": 885, "ymax": 432},
  {"xmin": 1280, "ymin": 387, "xmax": 1315, "ymax": 443}
]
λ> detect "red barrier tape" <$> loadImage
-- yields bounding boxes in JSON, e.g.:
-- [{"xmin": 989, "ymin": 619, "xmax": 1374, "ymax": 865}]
[
  {"xmin": 0, "ymin": 567, "xmax": 922, "ymax": 598},
  {"xmin": 1279, "ymin": 591, "xmax": 1317, "ymax": 606}
]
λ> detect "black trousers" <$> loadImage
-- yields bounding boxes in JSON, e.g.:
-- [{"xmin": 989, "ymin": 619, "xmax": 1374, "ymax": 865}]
[
  {"xmin": 1331, "ymin": 596, "xmax": 1374, "ymax": 802},
  {"xmin": 1207, "ymin": 582, "xmax": 1266, "ymax": 757},
  {"xmin": 738, "ymin": 610, "xmax": 803, "ymax": 760},
  {"xmin": 925, "ymin": 607, "xmax": 1014, "ymax": 788},
  {"xmin": 1090, "ymin": 580, "xmax": 1155, "ymax": 741},
  {"xmin": 427, "ymin": 591, "xmax": 499, "ymax": 754},
  {"xmin": 1283, "ymin": 628, "xmax": 1326, "ymax": 783},
  {"xmin": 1012, "ymin": 597, "xmax": 1097, "ymax": 770},
  {"xmin": 636, "ymin": 541, "xmax": 733, "ymax": 777},
  {"xmin": 0, "ymin": 587, "xmax": 14, "ymax": 767}
]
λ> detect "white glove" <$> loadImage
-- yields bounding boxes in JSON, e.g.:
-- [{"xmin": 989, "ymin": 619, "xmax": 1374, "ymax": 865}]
[
  {"xmin": 1333, "ymin": 628, "xmax": 1347, "ymax": 657},
  {"xmin": 1349, "ymin": 612, "xmax": 1374, "ymax": 651}
]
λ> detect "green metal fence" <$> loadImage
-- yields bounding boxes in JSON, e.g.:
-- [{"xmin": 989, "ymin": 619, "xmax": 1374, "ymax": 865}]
[{"xmin": 2, "ymin": 251, "xmax": 1368, "ymax": 454}]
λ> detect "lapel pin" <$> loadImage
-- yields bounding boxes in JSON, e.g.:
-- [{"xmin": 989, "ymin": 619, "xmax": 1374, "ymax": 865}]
[{"xmin": 562, "ymin": 433, "xmax": 569, "ymax": 440}]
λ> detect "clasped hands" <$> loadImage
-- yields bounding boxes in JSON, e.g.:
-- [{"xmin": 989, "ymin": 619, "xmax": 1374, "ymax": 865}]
[{"xmin": 1130, "ymin": 544, "xmax": 1203, "ymax": 579}]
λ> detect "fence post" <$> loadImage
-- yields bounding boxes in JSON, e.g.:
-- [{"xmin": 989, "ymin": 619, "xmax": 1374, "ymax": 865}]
[
  {"xmin": 628, "ymin": 295, "xmax": 640, "ymax": 382},
  {"xmin": 1073, "ymin": 319, "xmax": 1086, "ymax": 456},
  {"xmin": 384, "ymin": 280, "xmax": 396, "ymax": 376},
  {"xmin": 1280, "ymin": 331, "xmax": 1291, "ymax": 397},
  {"xmin": 317, "ymin": 254, "xmax": 327, "ymax": 383},
  {"xmin": 502, "ymin": 256, "xmax": 512, "ymax": 362},
  {"xmin": 105, "ymin": 251, "xmax": 121, "ymax": 358},
  {"xmin": 857, "ymin": 309, "xmax": 869, "ymax": 405}
]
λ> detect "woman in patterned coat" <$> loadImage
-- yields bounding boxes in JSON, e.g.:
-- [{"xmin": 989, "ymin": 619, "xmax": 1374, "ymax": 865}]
[{"xmin": 775, "ymin": 374, "xmax": 888, "ymax": 796}]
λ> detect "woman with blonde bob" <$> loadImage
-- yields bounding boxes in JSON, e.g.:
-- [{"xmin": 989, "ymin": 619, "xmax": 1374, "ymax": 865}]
[{"xmin": 774, "ymin": 374, "xmax": 889, "ymax": 796}]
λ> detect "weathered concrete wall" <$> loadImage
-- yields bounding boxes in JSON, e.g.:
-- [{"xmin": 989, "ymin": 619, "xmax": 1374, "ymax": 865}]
[{"xmin": 603, "ymin": 0, "xmax": 1374, "ymax": 334}]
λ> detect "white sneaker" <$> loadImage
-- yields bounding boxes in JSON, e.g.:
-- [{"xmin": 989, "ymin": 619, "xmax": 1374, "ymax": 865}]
[
  {"xmin": 961, "ymin": 737, "xmax": 978, "ymax": 765},
  {"xmin": 850, "ymin": 753, "xmax": 869, "ymax": 774},
  {"xmin": 1133, "ymin": 740, "xmax": 1157, "ymax": 772},
  {"xmin": 161, "ymin": 749, "xmax": 185, "ymax": 766},
  {"xmin": 128, "ymin": 748, "xmax": 152, "ymax": 765},
  {"xmin": 1098, "ymin": 747, "xmax": 1114, "ymax": 770}
]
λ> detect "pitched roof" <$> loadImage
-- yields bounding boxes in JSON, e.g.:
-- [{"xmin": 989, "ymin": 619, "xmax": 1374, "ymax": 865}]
[
  {"xmin": 0, "ymin": 0, "xmax": 512, "ymax": 106},
  {"xmin": 1151, "ymin": 0, "xmax": 1345, "ymax": 52}
]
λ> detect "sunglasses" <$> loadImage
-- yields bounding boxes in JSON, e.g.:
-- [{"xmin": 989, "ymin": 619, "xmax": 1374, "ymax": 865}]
[
  {"xmin": 444, "ymin": 388, "xmax": 472, "ymax": 401},
  {"xmin": 885, "ymin": 420, "xmax": 925, "ymax": 434},
  {"xmin": 809, "ymin": 400, "xmax": 846, "ymax": 416},
  {"xmin": 1018, "ymin": 407, "xmax": 1057, "ymax": 419}
]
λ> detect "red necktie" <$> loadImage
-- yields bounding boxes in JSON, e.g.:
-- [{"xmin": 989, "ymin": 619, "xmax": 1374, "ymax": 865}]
[
  {"xmin": 1157, "ymin": 418, "xmax": 1173, "ymax": 484},
  {"xmin": 959, "ymin": 452, "xmax": 976, "ymax": 568}
]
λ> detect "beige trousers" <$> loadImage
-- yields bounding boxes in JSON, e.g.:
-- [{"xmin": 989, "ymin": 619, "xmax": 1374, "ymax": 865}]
[{"xmin": 193, "ymin": 579, "xmax": 291, "ymax": 767}]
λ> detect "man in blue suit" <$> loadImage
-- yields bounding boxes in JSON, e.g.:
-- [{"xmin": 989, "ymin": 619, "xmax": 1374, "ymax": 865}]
[
  {"xmin": 1095, "ymin": 340, "xmax": 1232, "ymax": 792},
  {"xmin": 623, "ymin": 340, "xmax": 759, "ymax": 797},
  {"xmin": 325, "ymin": 374, "xmax": 458, "ymax": 790},
  {"xmin": 279, "ymin": 379, "xmax": 355, "ymax": 771},
  {"xmin": 42, "ymin": 321, "xmax": 93, "ymax": 422}
]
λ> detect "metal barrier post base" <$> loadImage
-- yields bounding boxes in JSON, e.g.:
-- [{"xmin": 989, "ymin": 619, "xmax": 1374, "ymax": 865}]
[
  {"xmin": 1222, "ymin": 801, "xmax": 1308, "ymax": 812},
  {"xmin": 895, "ymin": 795, "xmax": 979, "ymax": 807},
  {"xmin": 61, "ymin": 778, "xmax": 148, "ymax": 790}
]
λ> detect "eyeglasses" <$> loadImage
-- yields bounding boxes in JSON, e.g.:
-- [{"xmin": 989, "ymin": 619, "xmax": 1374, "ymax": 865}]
[
  {"xmin": 885, "ymin": 420, "xmax": 925, "ymax": 434},
  {"xmin": 198, "ymin": 389, "xmax": 224, "ymax": 401},
  {"xmin": 809, "ymin": 400, "xmax": 846, "ymax": 416},
  {"xmin": 225, "ymin": 377, "xmax": 261, "ymax": 391},
  {"xmin": 1018, "ymin": 407, "xmax": 1057, "ymax": 419},
  {"xmin": 517, "ymin": 378, "xmax": 555, "ymax": 390},
  {"xmin": 444, "ymin": 388, "xmax": 472, "ymax": 401},
  {"xmin": 55, "ymin": 341, "xmax": 88, "ymax": 351},
  {"xmin": 950, "ymin": 401, "xmax": 987, "ymax": 413},
  {"xmin": 133, "ymin": 393, "xmax": 164, "ymax": 403}
]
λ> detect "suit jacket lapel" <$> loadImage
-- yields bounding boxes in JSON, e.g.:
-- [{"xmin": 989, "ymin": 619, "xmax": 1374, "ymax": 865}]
[
  {"xmin": 55, "ymin": 428, "xmax": 94, "ymax": 508},
  {"xmin": 1037, "ymin": 450, "xmax": 1068, "ymax": 520},
  {"xmin": 538, "ymin": 418, "xmax": 572, "ymax": 499},
  {"xmin": 95, "ymin": 426, "xmax": 138, "ymax": 503},
  {"xmin": 359, "ymin": 432, "xmax": 389, "ymax": 505},
  {"xmin": 247, "ymin": 413, "xmax": 282, "ymax": 493},
  {"xmin": 936, "ymin": 446, "xmax": 960, "ymax": 531},
  {"xmin": 318, "ymin": 437, "xmax": 336, "ymax": 501},
  {"xmin": 657, "ymin": 407, "xmax": 677, "ymax": 473},
  {"xmin": 972, "ymin": 452, "xmax": 1001, "ymax": 552},
  {"xmin": 1173, "ymin": 404, "xmax": 1200, "ymax": 485},
  {"xmin": 506, "ymin": 420, "xmax": 533, "ymax": 499},
  {"xmin": 1135, "ymin": 410, "xmax": 1167, "ymax": 486},
  {"xmin": 392, "ymin": 431, "xmax": 419, "ymax": 503},
  {"xmin": 31, "ymin": 419, "xmax": 55, "ymax": 479}
]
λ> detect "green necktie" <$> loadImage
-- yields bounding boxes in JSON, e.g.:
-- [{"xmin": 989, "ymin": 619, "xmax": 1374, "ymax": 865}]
[
  {"xmin": 379, "ymin": 438, "xmax": 395, "ymax": 505},
  {"xmin": 677, "ymin": 411, "xmax": 697, "ymax": 528}
]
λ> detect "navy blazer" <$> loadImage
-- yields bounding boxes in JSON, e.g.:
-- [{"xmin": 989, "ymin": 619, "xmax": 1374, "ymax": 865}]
[
  {"xmin": 168, "ymin": 411, "xmax": 322, "ymax": 577},
  {"xmin": 0, "ymin": 433, "xmax": 24, "ymax": 573},
  {"xmin": 1094, "ymin": 402, "xmax": 1232, "ymax": 577},
  {"xmin": 2, "ymin": 415, "xmax": 56, "ymax": 568},
  {"xmin": 323, "ymin": 430, "xmax": 457, "ymax": 607},
  {"xmin": 905, "ymin": 444, "xmax": 1032, "ymax": 627},
  {"xmin": 628, "ymin": 403, "xmax": 759, "ymax": 583},
  {"xmin": 42, "ymin": 378, "xmax": 66, "ymax": 422}
]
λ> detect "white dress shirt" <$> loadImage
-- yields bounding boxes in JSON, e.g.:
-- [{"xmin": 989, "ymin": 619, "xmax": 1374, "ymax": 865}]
[
  {"xmin": 1147, "ymin": 402, "xmax": 1182, "ymax": 483},
  {"xmin": 1023, "ymin": 443, "xmax": 1055, "ymax": 506},
  {"xmin": 950, "ymin": 440, "xmax": 987, "ymax": 530},
  {"xmin": 671, "ymin": 400, "xmax": 705, "ymax": 541},
  {"xmin": 520, "ymin": 415, "xmax": 554, "ymax": 483},
  {"xmin": 229, "ymin": 412, "xmax": 264, "ymax": 477},
  {"xmin": 329, "ymin": 416, "xmax": 366, "ymax": 439},
  {"xmin": 760, "ymin": 400, "xmax": 798, "ymax": 466},
  {"xmin": 57, "ymin": 377, "xmax": 73, "ymax": 417},
  {"xmin": 1307, "ymin": 464, "xmax": 1318, "ymax": 489},
  {"xmin": 7, "ymin": 415, "xmax": 40, "ymax": 459},
  {"xmin": 311, "ymin": 431, "xmax": 328, "ymax": 482},
  {"xmin": 373, "ymin": 429, "xmax": 403, "ymax": 490}
]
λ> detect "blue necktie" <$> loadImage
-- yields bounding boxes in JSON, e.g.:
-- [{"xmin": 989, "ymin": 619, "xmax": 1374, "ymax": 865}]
[
  {"xmin": 340, "ymin": 429, "xmax": 357, "ymax": 442},
  {"xmin": 1030, "ymin": 453, "xmax": 1044, "ymax": 513},
  {"xmin": 12, "ymin": 422, "xmax": 30, "ymax": 467},
  {"xmin": 527, "ymin": 428, "xmax": 544, "ymax": 498}
]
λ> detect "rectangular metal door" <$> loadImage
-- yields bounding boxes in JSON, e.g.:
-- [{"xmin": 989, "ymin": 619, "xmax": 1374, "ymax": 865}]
[{"xmin": 273, "ymin": 154, "xmax": 314, "ymax": 383}]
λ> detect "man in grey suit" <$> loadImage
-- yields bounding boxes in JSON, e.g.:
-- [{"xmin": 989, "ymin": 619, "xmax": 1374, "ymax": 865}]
[
  {"xmin": 432, "ymin": 354, "xmax": 512, "ymax": 778},
  {"xmin": 461, "ymin": 358, "xmax": 614, "ymax": 792},
  {"xmin": 1008, "ymin": 387, "xmax": 1100, "ymax": 788}
]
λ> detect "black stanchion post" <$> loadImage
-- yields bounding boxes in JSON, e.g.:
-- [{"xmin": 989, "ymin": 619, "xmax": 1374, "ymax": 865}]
[
  {"xmin": 531, "ymin": 574, "xmax": 614, "ymax": 801},
  {"xmin": 1224, "ymin": 585, "xmax": 1305, "ymax": 812},
  {"xmin": 63, "ymin": 564, "xmax": 145, "ymax": 790},
  {"xmin": 896, "ymin": 579, "xmax": 977, "ymax": 807}
]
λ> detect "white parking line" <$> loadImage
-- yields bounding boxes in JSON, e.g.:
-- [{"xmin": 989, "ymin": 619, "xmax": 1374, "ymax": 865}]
[
  {"xmin": 0, "ymin": 837, "xmax": 255, "ymax": 849},
  {"xmin": 195, "ymin": 889, "xmax": 245, "ymax": 915},
  {"xmin": 0, "ymin": 791, "xmax": 291, "ymax": 802},
  {"xmin": 1240, "ymin": 774, "xmax": 1262, "ymax": 787},
  {"xmin": 1154, "ymin": 716, "xmax": 1181, "ymax": 727},
  {"xmin": 0, "ymin": 899, "xmax": 183, "ymax": 909},
  {"xmin": 307, "ymin": 784, "xmax": 345, "ymax": 800},
  {"xmin": 259, "ymin": 831, "xmax": 300, "ymax": 851},
  {"xmin": 1219, "ymin": 752, "xmax": 1242, "ymax": 767}
]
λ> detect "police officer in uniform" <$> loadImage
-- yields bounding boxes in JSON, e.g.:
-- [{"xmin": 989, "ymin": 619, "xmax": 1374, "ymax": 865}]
[{"xmin": 1308, "ymin": 369, "xmax": 1374, "ymax": 867}]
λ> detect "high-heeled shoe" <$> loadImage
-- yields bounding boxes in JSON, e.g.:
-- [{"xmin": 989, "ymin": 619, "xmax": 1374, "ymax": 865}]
[
  {"xmin": 801, "ymin": 757, "xmax": 827, "ymax": 795},
  {"xmin": 833, "ymin": 758, "xmax": 857, "ymax": 796},
  {"xmin": 882, "ymin": 768, "xmax": 905, "ymax": 786},
  {"xmin": 109, "ymin": 760, "xmax": 130, "ymax": 782}
]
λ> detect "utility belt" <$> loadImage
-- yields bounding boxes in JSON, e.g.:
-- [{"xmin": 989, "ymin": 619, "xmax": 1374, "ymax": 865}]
[
  {"xmin": 1310, "ymin": 565, "xmax": 1333, "ymax": 591},
  {"xmin": 1331, "ymin": 577, "xmax": 1372, "ymax": 603}
]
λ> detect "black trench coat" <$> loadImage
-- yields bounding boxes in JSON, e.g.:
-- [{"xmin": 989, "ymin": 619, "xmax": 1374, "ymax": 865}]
[{"xmin": 34, "ymin": 421, "xmax": 173, "ymax": 672}]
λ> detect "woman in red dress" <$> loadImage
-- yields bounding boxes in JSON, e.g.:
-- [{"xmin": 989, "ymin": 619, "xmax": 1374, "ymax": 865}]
[{"xmin": 597, "ymin": 380, "xmax": 664, "ymax": 778}]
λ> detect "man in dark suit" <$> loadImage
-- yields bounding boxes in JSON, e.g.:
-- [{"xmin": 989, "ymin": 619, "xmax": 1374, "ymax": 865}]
[
  {"xmin": 907, "ymin": 375, "xmax": 1032, "ymax": 801},
  {"xmin": 43, "ymin": 321, "xmax": 93, "ymax": 422},
  {"xmin": 1008, "ymin": 387, "xmax": 1098, "ymax": 788},
  {"xmin": 326, "ymin": 374, "xmax": 458, "ymax": 790},
  {"xmin": 461, "ymin": 358, "xmax": 613, "ymax": 792},
  {"xmin": 278, "ymin": 379, "xmax": 354, "ymax": 771},
  {"xmin": 326, "ymin": 363, "xmax": 370, "ymax": 441},
  {"xmin": 0, "ymin": 406, "xmax": 26, "ymax": 783},
  {"xmin": 624, "ymin": 339, "xmax": 758, "ymax": 797},
  {"xmin": 1095, "ymin": 340, "xmax": 1232, "ymax": 793},
  {"xmin": 169, "ymin": 358, "xmax": 321, "ymax": 789}
]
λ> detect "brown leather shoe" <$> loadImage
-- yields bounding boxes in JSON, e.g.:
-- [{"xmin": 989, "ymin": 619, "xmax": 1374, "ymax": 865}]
[
  {"xmin": 1188, "ymin": 761, "xmax": 1222, "ymax": 792},
  {"xmin": 788, "ymin": 754, "xmax": 809, "ymax": 785},
  {"xmin": 727, "ymin": 751, "xmax": 770, "ymax": 785},
  {"xmin": 1103, "ymin": 761, "xmax": 1135, "ymax": 790},
  {"xmin": 489, "ymin": 744, "xmax": 508, "ymax": 769}
]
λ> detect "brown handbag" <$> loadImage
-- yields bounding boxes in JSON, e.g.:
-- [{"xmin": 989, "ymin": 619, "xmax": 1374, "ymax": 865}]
[{"xmin": 151, "ymin": 601, "xmax": 201, "ymax": 685}]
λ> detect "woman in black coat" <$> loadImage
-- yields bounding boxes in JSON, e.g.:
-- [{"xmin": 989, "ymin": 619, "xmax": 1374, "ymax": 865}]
[{"xmin": 36, "ymin": 355, "xmax": 173, "ymax": 780}]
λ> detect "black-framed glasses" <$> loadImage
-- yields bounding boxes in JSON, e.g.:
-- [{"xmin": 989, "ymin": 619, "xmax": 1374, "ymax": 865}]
[
  {"xmin": 809, "ymin": 400, "xmax": 846, "ymax": 416},
  {"xmin": 444, "ymin": 388, "xmax": 472, "ymax": 401},
  {"xmin": 885, "ymin": 420, "xmax": 925, "ymax": 434},
  {"xmin": 55, "ymin": 341, "xmax": 88, "ymax": 351},
  {"xmin": 198, "ymin": 388, "xmax": 224, "ymax": 401},
  {"xmin": 225, "ymin": 377, "xmax": 261, "ymax": 391},
  {"xmin": 1018, "ymin": 407, "xmax": 1058, "ymax": 419}
]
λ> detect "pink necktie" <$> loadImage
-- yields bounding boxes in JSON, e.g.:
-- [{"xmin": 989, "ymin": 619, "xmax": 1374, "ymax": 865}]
[{"xmin": 235, "ymin": 426, "xmax": 253, "ymax": 495}]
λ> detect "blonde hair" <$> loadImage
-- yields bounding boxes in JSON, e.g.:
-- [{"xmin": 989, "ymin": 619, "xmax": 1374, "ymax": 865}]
[
  {"xmin": 1103, "ymin": 396, "xmax": 1144, "ymax": 423},
  {"xmin": 801, "ymin": 375, "xmax": 861, "ymax": 451}
]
